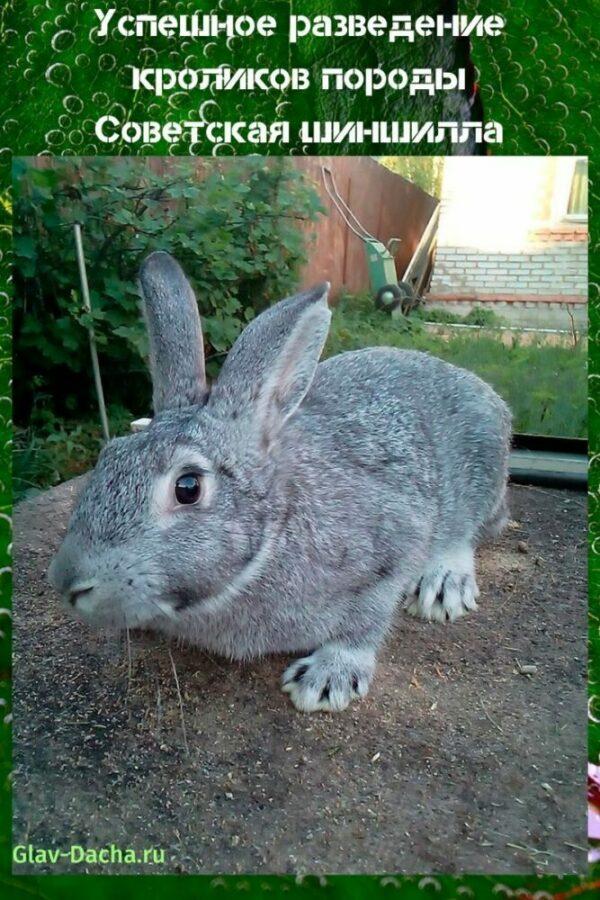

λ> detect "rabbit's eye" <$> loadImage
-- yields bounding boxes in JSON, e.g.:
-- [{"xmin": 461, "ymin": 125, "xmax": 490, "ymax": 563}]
[{"xmin": 175, "ymin": 473, "xmax": 202, "ymax": 505}]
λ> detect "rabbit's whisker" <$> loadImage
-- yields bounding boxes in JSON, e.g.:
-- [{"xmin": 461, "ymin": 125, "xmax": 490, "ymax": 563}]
[
  {"xmin": 125, "ymin": 626, "xmax": 133, "ymax": 695},
  {"xmin": 168, "ymin": 646, "xmax": 190, "ymax": 757}
]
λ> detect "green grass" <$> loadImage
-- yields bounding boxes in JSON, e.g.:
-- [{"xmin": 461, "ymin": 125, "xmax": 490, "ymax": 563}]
[
  {"xmin": 325, "ymin": 294, "xmax": 587, "ymax": 440},
  {"xmin": 14, "ymin": 406, "xmax": 133, "ymax": 503},
  {"xmin": 13, "ymin": 296, "xmax": 587, "ymax": 503}
]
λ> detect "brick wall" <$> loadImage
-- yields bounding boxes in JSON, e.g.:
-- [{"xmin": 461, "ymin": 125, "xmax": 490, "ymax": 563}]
[
  {"xmin": 426, "ymin": 158, "xmax": 588, "ymax": 329},
  {"xmin": 430, "ymin": 225, "xmax": 587, "ymax": 303}
]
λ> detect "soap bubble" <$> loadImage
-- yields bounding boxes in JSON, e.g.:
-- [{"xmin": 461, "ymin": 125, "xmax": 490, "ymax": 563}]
[
  {"xmin": 98, "ymin": 53, "xmax": 117, "ymax": 72},
  {"xmin": 63, "ymin": 94, "xmax": 84, "ymax": 114},
  {"xmin": 45, "ymin": 129, "xmax": 65, "ymax": 147},
  {"xmin": 45, "ymin": 62, "xmax": 72, "ymax": 87},
  {"xmin": 51, "ymin": 29, "xmax": 76, "ymax": 52}
]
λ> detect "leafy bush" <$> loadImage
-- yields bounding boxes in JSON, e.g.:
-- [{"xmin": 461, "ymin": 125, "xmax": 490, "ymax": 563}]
[
  {"xmin": 417, "ymin": 305, "xmax": 504, "ymax": 327},
  {"xmin": 13, "ymin": 157, "xmax": 324, "ymax": 423},
  {"xmin": 14, "ymin": 406, "xmax": 133, "ymax": 501},
  {"xmin": 463, "ymin": 306, "xmax": 503, "ymax": 327},
  {"xmin": 378, "ymin": 157, "xmax": 444, "ymax": 198}
]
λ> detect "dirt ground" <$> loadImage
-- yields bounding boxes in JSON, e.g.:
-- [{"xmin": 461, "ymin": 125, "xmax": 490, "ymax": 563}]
[{"xmin": 12, "ymin": 479, "xmax": 587, "ymax": 875}]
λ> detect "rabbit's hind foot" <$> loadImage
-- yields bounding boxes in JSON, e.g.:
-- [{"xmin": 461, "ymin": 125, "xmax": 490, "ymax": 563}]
[
  {"xmin": 281, "ymin": 642, "xmax": 376, "ymax": 713},
  {"xmin": 404, "ymin": 544, "xmax": 479, "ymax": 624}
]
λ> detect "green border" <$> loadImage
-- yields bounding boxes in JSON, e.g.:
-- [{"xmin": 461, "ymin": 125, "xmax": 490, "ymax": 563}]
[{"xmin": 1, "ymin": 0, "xmax": 598, "ymax": 896}]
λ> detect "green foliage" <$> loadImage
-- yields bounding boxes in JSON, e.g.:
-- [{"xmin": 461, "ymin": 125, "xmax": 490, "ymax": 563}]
[
  {"xmin": 462, "ymin": 306, "xmax": 504, "ymax": 327},
  {"xmin": 13, "ymin": 157, "xmax": 324, "ymax": 421},
  {"xmin": 13, "ymin": 405, "xmax": 133, "ymax": 503},
  {"xmin": 326, "ymin": 295, "xmax": 587, "ymax": 439},
  {"xmin": 378, "ymin": 157, "xmax": 444, "ymax": 198},
  {"xmin": 418, "ymin": 305, "xmax": 504, "ymax": 327}
]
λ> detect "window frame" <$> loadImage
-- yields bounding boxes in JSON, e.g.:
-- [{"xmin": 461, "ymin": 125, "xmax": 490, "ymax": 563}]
[{"xmin": 551, "ymin": 156, "xmax": 588, "ymax": 224}]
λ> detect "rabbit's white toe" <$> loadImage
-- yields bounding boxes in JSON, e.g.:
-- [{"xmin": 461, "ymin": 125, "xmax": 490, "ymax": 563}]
[
  {"xmin": 405, "ymin": 544, "xmax": 479, "ymax": 623},
  {"xmin": 281, "ymin": 643, "xmax": 375, "ymax": 713}
]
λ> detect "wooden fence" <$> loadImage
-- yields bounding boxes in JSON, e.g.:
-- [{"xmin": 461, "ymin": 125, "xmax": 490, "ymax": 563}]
[
  {"xmin": 24, "ymin": 155, "xmax": 438, "ymax": 299},
  {"xmin": 291, "ymin": 156, "xmax": 438, "ymax": 297}
]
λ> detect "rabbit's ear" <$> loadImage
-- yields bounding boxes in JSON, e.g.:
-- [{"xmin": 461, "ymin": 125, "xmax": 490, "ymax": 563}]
[
  {"xmin": 209, "ymin": 283, "xmax": 331, "ymax": 443},
  {"xmin": 139, "ymin": 252, "xmax": 207, "ymax": 413}
]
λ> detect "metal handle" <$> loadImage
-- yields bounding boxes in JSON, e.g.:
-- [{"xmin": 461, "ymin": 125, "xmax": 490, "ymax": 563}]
[
  {"xmin": 321, "ymin": 165, "xmax": 376, "ymax": 243},
  {"xmin": 73, "ymin": 223, "xmax": 111, "ymax": 443}
]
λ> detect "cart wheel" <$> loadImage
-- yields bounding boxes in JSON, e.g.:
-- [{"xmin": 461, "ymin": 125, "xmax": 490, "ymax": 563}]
[
  {"xmin": 375, "ymin": 283, "xmax": 403, "ymax": 312},
  {"xmin": 397, "ymin": 280, "xmax": 420, "ymax": 316}
]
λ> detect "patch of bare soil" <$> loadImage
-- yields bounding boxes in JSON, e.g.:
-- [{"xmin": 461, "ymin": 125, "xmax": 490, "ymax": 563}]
[{"xmin": 12, "ymin": 480, "xmax": 587, "ymax": 874}]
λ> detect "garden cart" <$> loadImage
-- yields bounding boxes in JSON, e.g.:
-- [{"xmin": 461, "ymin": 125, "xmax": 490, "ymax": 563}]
[{"xmin": 321, "ymin": 165, "xmax": 420, "ymax": 314}]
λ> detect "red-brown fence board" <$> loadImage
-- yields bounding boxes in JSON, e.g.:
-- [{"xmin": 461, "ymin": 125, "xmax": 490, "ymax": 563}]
[{"xmin": 290, "ymin": 156, "xmax": 437, "ymax": 297}]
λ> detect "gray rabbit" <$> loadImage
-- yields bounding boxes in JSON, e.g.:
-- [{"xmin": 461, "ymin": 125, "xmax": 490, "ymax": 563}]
[{"xmin": 49, "ymin": 252, "xmax": 511, "ymax": 713}]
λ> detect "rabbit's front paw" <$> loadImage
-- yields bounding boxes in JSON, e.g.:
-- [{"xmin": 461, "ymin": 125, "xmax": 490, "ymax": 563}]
[
  {"xmin": 405, "ymin": 545, "xmax": 479, "ymax": 623},
  {"xmin": 281, "ymin": 642, "xmax": 375, "ymax": 713}
]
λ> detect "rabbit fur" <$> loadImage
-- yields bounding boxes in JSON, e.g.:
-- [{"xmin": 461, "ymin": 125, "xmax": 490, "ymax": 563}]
[{"xmin": 49, "ymin": 251, "xmax": 511, "ymax": 713}]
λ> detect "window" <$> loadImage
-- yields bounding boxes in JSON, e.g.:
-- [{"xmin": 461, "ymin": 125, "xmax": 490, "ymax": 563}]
[{"xmin": 566, "ymin": 158, "xmax": 588, "ymax": 219}]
